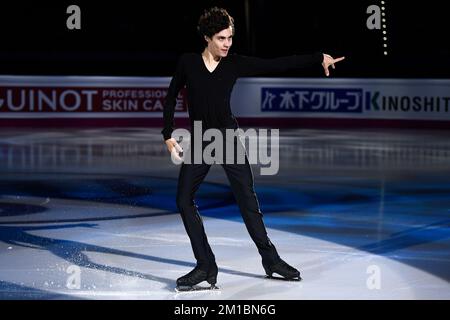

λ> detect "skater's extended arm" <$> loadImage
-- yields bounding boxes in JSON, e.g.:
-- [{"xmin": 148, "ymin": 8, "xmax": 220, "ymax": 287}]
[{"xmin": 233, "ymin": 53, "xmax": 345, "ymax": 77}]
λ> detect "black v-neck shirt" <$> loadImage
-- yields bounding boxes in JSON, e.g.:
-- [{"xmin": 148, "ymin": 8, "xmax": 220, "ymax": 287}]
[{"xmin": 161, "ymin": 52, "xmax": 323, "ymax": 140}]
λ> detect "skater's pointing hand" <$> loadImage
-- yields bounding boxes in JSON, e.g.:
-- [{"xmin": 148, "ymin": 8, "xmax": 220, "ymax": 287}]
[{"xmin": 322, "ymin": 54, "xmax": 345, "ymax": 77}]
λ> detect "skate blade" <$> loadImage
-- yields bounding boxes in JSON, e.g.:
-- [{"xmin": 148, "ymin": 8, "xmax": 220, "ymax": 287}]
[
  {"xmin": 265, "ymin": 274, "xmax": 302, "ymax": 282},
  {"xmin": 175, "ymin": 285, "xmax": 220, "ymax": 292}
]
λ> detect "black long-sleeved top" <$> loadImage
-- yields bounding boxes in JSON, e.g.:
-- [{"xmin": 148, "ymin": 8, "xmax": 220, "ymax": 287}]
[{"xmin": 161, "ymin": 52, "xmax": 323, "ymax": 140}]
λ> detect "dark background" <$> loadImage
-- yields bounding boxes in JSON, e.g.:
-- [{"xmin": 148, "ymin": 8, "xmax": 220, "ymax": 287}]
[{"xmin": 0, "ymin": 0, "xmax": 448, "ymax": 78}]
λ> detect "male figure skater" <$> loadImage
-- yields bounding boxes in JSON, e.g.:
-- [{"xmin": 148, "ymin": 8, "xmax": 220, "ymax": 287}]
[{"xmin": 162, "ymin": 7, "xmax": 345, "ymax": 290}]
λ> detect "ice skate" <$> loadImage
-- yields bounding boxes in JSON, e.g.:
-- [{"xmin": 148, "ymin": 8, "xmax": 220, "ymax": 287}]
[
  {"xmin": 175, "ymin": 265, "xmax": 219, "ymax": 292},
  {"xmin": 263, "ymin": 260, "xmax": 302, "ymax": 281}
]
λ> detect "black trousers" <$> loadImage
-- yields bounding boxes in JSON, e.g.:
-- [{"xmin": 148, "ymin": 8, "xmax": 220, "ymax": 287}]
[{"xmin": 175, "ymin": 131, "xmax": 281, "ymax": 270}]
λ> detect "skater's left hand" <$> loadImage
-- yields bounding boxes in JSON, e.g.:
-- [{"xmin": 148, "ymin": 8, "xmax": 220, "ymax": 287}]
[{"xmin": 322, "ymin": 54, "xmax": 345, "ymax": 77}]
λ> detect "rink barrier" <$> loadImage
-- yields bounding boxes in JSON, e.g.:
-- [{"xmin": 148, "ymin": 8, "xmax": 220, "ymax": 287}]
[{"xmin": 1, "ymin": 76, "xmax": 449, "ymax": 128}]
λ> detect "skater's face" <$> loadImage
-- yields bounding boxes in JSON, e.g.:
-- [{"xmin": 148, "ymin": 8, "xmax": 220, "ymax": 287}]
[{"xmin": 205, "ymin": 26, "xmax": 233, "ymax": 58}]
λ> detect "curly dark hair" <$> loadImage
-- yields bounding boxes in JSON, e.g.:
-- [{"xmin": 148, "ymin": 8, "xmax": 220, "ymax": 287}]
[{"xmin": 197, "ymin": 7, "xmax": 235, "ymax": 40}]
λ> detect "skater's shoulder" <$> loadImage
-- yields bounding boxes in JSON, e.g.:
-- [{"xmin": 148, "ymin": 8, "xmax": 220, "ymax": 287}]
[
  {"xmin": 226, "ymin": 53, "xmax": 252, "ymax": 62},
  {"xmin": 226, "ymin": 52, "xmax": 241, "ymax": 60},
  {"xmin": 178, "ymin": 52, "xmax": 198, "ymax": 62}
]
